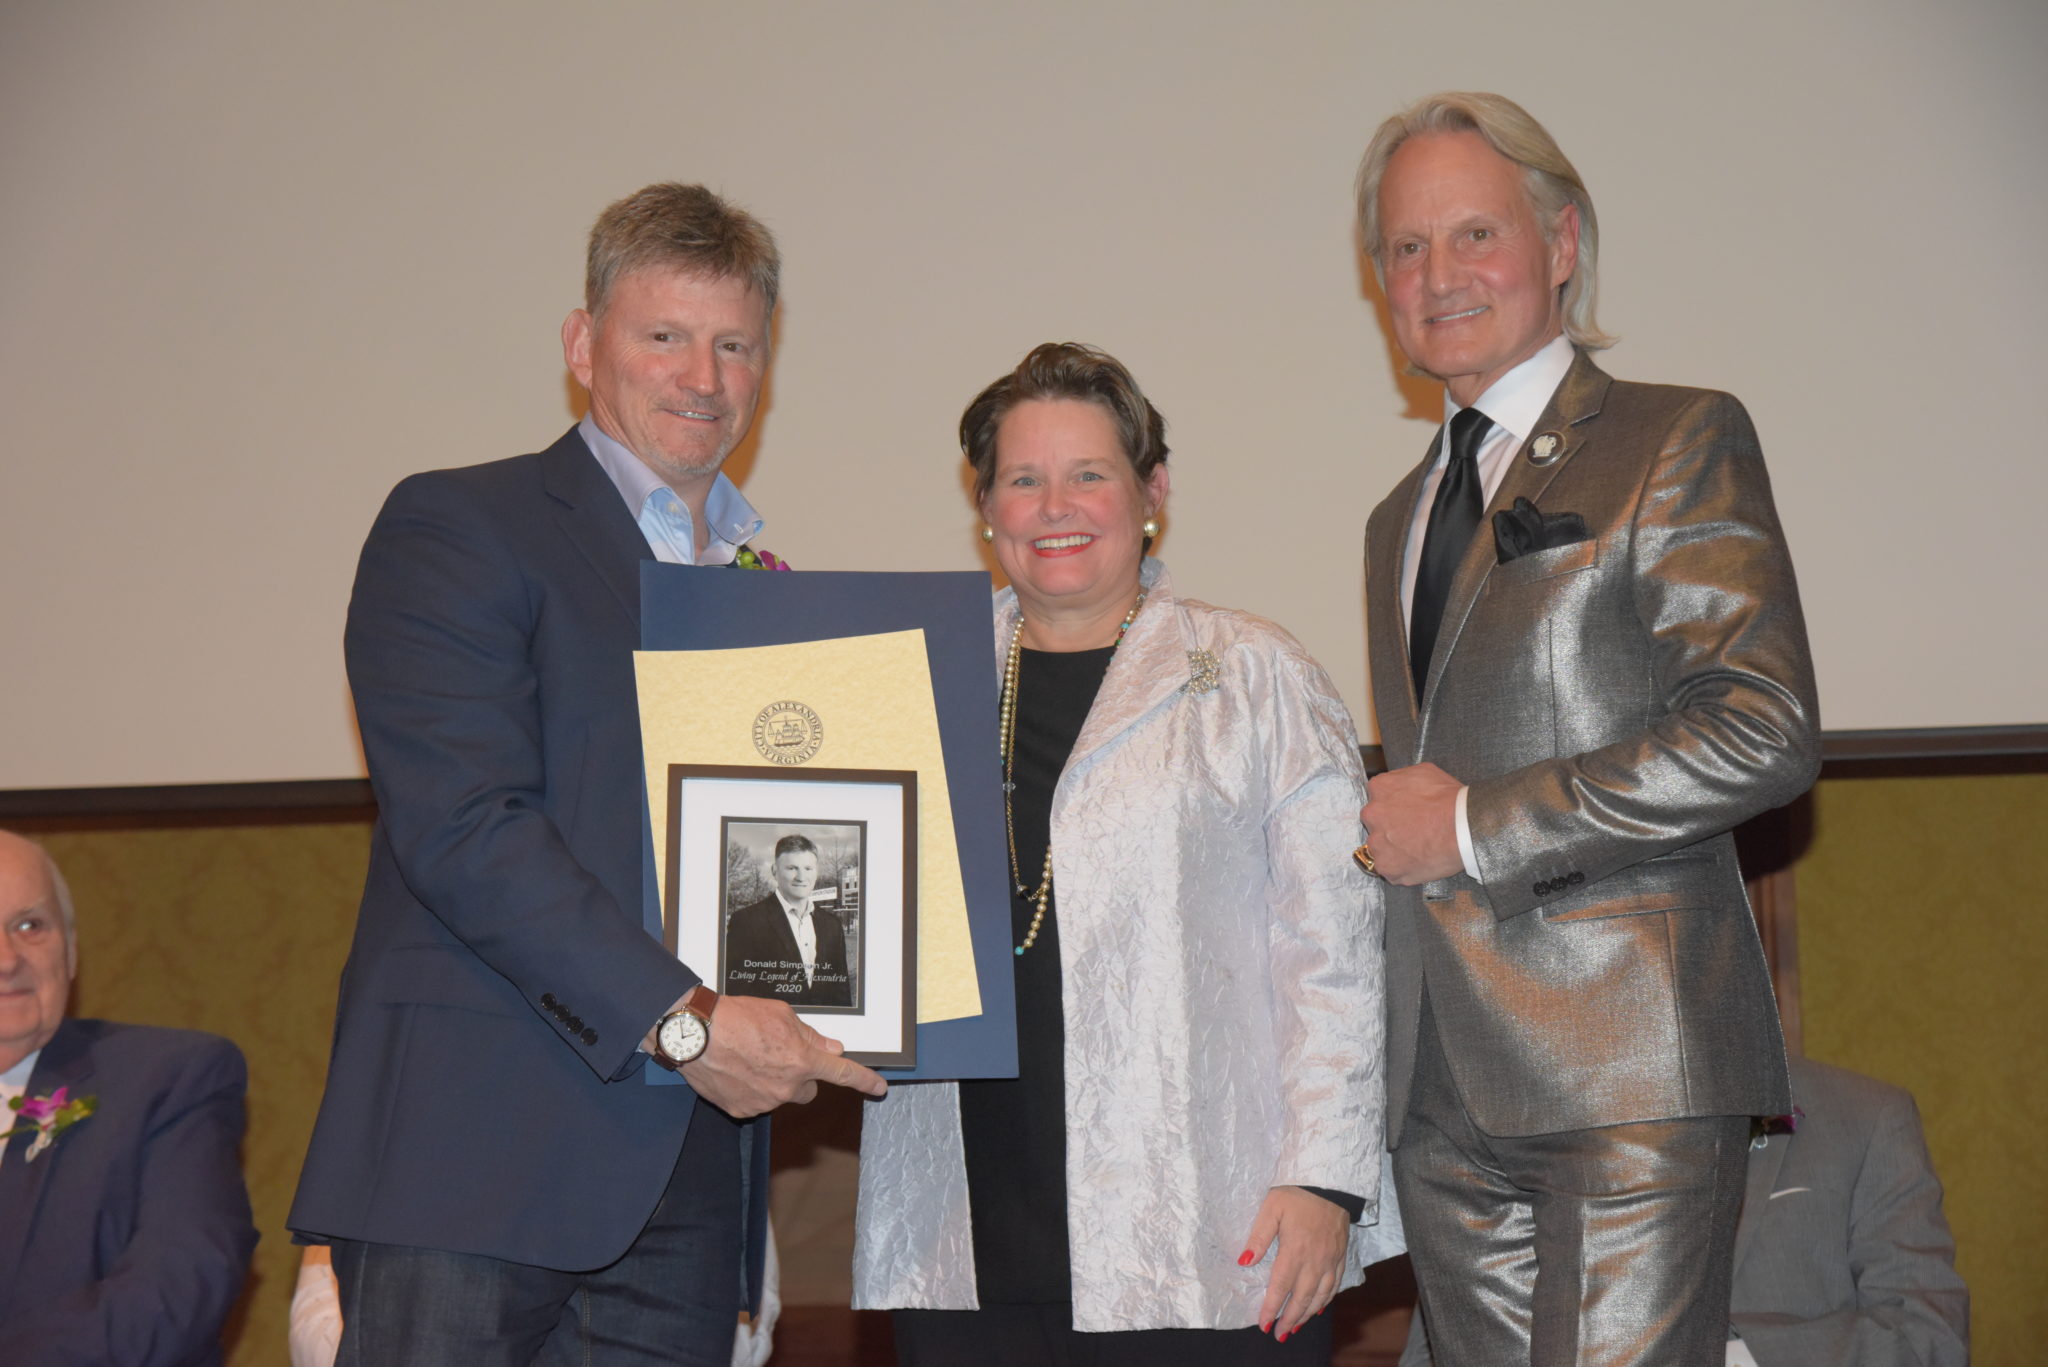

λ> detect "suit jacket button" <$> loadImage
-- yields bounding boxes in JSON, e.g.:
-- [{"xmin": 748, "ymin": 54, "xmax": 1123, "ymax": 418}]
[
  {"xmin": 1534, "ymin": 879, "xmax": 1550, "ymax": 895},
  {"xmin": 581, "ymin": 1028, "xmax": 598, "ymax": 1046},
  {"xmin": 1568, "ymin": 871, "xmax": 1585, "ymax": 886},
  {"xmin": 567, "ymin": 1016, "xmax": 583, "ymax": 1033},
  {"xmin": 541, "ymin": 993, "xmax": 557, "ymax": 1009}
]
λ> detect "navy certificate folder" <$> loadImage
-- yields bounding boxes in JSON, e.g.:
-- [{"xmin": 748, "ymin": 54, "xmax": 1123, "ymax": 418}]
[{"xmin": 639, "ymin": 564, "xmax": 1018, "ymax": 1081}]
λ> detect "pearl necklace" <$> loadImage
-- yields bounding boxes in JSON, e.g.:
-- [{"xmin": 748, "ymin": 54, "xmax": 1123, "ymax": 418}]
[{"xmin": 1000, "ymin": 589, "xmax": 1147, "ymax": 955}]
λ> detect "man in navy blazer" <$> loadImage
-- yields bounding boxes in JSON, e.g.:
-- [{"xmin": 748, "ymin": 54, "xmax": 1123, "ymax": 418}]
[
  {"xmin": 0, "ymin": 831, "xmax": 258, "ymax": 1366},
  {"xmin": 289, "ymin": 184, "xmax": 884, "ymax": 1365}
]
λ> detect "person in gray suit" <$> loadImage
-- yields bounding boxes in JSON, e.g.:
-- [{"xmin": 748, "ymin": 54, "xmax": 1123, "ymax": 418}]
[
  {"xmin": 1405, "ymin": 1055, "xmax": 1969, "ymax": 1366},
  {"xmin": 1352, "ymin": 92, "xmax": 1820, "ymax": 1364},
  {"xmin": 1728, "ymin": 1056, "xmax": 1967, "ymax": 1366}
]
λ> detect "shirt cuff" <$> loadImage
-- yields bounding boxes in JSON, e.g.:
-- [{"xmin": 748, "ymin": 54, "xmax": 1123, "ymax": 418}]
[
  {"xmin": 1454, "ymin": 785, "xmax": 1479, "ymax": 880},
  {"xmin": 1294, "ymin": 1186, "xmax": 1367, "ymax": 1224},
  {"xmin": 1726, "ymin": 1336, "xmax": 1760, "ymax": 1367}
]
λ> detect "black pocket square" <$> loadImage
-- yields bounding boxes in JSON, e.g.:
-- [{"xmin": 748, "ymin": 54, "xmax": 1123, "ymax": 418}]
[{"xmin": 1493, "ymin": 497, "xmax": 1590, "ymax": 563}]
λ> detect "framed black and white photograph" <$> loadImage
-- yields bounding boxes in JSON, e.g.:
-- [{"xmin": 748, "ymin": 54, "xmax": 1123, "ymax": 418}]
[
  {"xmin": 665, "ymin": 764, "xmax": 916, "ymax": 1066},
  {"xmin": 718, "ymin": 818, "xmax": 864, "ymax": 1012}
]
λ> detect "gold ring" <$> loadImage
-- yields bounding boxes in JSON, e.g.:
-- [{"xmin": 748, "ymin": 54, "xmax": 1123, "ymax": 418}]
[{"xmin": 1353, "ymin": 844, "xmax": 1376, "ymax": 876}]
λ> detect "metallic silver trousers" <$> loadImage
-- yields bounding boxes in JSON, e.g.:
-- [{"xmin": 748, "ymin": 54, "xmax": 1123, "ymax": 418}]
[{"xmin": 1394, "ymin": 993, "xmax": 1748, "ymax": 1366}]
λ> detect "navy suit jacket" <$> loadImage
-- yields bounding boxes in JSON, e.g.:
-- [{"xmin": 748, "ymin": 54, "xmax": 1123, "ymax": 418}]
[
  {"xmin": 290, "ymin": 428, "xmax": 770, "ymax": 1284},
  {"xmin": 0, "ymin": 1019, "xmax": 256, "ymax": 1366}
]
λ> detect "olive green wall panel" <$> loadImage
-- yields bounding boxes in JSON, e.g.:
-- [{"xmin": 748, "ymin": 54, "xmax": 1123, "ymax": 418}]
[{"xmin": 1795, "ymin": 772, "xmax": 2048, "ymax": 1367}]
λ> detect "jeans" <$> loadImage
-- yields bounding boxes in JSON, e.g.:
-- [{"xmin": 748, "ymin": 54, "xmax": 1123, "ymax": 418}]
[{"xmin": 332, "ymin": 1103, "xmax": 743, "ymax": 1366}]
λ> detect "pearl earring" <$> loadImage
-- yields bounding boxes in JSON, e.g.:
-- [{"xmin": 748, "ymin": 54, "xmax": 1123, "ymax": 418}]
[
  {"xmin": 980, "ymin": 526, "xmax": 995, "ymax": 543},
  {"xmin": 1141, "ymin": 518, "xmax": 1160, "ymax": 538}
]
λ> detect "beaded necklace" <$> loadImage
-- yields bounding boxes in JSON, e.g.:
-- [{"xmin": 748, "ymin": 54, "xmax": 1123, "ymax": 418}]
[{"xmin": 999, "ymin": 588, "xmax": 1147, "ymax": 955}]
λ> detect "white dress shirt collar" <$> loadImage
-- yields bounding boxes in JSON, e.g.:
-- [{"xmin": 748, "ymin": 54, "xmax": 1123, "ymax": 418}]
[
  {"xmin": 776, "ymin": 891, "xmax": 818, "ymax": 980},
  {"xmin": 577, "ymin": 414, "xmax": 763, "ymax": 566},
  {"xmin": 1443, "ymin": 332, "xmax": 1577, "ymax": 474}
]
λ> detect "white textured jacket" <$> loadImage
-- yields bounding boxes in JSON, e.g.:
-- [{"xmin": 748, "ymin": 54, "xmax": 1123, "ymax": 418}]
[{"xmin": 854, "ymin": 562, "xmax": 1402, "ymax": 1331}]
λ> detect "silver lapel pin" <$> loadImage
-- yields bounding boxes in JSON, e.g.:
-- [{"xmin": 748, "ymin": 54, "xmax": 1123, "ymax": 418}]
[{"xmin": 1527, "ymin": 431, "xmax": 1565, "ymax": 466}]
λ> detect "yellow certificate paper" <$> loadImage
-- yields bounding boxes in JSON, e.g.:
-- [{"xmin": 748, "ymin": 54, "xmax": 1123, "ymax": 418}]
[{"xmin": 636, "ymin": 629, "xmax": 981, "ymax": 1028}]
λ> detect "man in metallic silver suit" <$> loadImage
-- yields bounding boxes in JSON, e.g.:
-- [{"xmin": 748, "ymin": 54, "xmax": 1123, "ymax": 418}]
[{"xmin": 1353, "ymin": 92, "xmax": 1820, "ymax": 1365}]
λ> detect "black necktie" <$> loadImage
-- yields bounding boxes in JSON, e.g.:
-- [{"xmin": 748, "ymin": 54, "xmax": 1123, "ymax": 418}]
[{"xmin": 1409, "ymin": 406, "xmax": 1493, "ymax": 696}]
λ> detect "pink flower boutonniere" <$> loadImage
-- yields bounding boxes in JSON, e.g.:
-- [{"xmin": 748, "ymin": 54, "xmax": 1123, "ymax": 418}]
[
  {"xmin": 734, "ymin": 545, "xmax": 792, "ymax": 571},
  {"xmin": 1748, "ymin": 1103, "xmax": 1805, "ymax": 1149},
  {"xmin": 4, "ymin": 1086, "xmax": 97, "ymax": 1162}
]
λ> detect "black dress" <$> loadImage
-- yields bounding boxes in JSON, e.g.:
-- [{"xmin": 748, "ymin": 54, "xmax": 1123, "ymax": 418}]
[{"xmin": 957, "ymin": 644, "xmax": 1111, "ymax": 1304}]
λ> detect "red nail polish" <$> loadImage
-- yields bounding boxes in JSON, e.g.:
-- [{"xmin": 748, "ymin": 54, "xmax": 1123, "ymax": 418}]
[
  {"xmin": 1238, "ymin": 1250, "xmax": 1256, "ymax": 1267},
  {"xmin": 1261, "ymin": 1319, "xmax": 1273, "ymax": 1334},
  {"xmin": 1278, "ymin": 1330, "xmax": 1290, "ymax": 1343}
]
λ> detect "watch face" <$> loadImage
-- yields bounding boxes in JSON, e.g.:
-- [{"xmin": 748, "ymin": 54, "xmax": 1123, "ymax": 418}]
[{"xmin": 659, "ymin": 1010, "xmax": 709, "ymax": 1064}]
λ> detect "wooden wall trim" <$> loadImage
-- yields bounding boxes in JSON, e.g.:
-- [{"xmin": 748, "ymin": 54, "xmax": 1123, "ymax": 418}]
[
  {"xmin": 1816, "ymin": 725, "xmax": 2048, "ymax": 778},
  {"xmin": 2, "ymin": 725, "xmax": 2039, "ymax": 827},
  {"xmin": 1361, "ymin": 724, "xmax": 2048, "ymax": 778},
  {"xmin": 0, "ymin": 779, "xmax": 375, "ymax": 829}
]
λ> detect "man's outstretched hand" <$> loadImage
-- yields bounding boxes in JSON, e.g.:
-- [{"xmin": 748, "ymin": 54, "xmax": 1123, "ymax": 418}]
[{"xmin": 666, "ymin": 993, "xmax": 887, "ymax": 1118}]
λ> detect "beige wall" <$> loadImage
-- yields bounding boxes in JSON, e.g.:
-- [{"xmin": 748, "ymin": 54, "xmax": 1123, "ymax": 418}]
[
  {"xmin": 4, "ymin": 0, "xmax": 2046, "ymax": 791},
  {"xmin": 25, "ymin": 767, "xmax": 2044, "ymax": 1363}
]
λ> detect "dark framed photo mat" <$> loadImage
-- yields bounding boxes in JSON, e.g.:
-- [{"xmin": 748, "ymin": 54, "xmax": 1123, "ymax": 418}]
[{"xmin": 664, "ymin": 762, "xmax": 916, "ymax": 1067}]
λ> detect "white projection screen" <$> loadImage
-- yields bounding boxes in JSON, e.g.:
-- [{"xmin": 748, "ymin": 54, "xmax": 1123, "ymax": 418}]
[{"xmin": 3, "ymin": 0, "xmax": 2044, "ymax": 792}]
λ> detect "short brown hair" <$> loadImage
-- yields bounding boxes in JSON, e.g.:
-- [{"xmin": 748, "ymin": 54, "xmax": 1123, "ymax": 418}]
[
  {"xmin": 585, "ymin": 183, "xmax": 781, "ymax": 320},
  {"xmin": 960, "ymin": 342, "xmax": 1169, "ymax": 504},
  {"xmin": 1355, "ymin": 92, "xmax": 1613, "ymax": 351}
]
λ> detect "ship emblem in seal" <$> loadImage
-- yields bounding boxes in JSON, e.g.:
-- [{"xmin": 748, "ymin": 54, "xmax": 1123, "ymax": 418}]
[{"xmin": 752, "ymin": 700, "xmax": 824, "ymax": 765}]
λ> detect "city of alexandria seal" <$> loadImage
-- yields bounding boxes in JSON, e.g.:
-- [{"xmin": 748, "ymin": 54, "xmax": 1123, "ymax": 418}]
[{"xmin": 752, "ymin": 700, "xmax": 824, "ymax": 765}]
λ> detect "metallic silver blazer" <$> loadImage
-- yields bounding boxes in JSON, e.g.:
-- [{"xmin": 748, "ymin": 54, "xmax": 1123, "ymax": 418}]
[{"xmin": 1367, "ymin": 351, "xmax": 1821, "ymax": 1141}]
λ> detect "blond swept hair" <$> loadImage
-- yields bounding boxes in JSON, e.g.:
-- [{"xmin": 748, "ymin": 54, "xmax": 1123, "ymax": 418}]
[
  {"xmin": 584, "ymin": 183, "xmax": 781, "ymax": 321},
  {"xmin": 1355, "ymin": 92, "xmax": 1615, "ymax": 351}
]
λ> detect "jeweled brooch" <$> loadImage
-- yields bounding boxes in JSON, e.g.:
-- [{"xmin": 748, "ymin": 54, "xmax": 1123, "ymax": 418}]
[{"xmin": 1185, "ymin": 649, "xmax": 1220, "ymax": 695}]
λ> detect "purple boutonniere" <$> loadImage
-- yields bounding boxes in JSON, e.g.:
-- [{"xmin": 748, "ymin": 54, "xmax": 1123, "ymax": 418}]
[
  {"xmin": 4, "ymin": 1086, "xmax": 98, "ymax": 1162},
  {"xmin": 1748, "ymin": 1103, "xmax": 1805, "ymax": 1149},
  {"xmin": 733, "ymin": 545, "xmax": 792, "ymax": 571}
]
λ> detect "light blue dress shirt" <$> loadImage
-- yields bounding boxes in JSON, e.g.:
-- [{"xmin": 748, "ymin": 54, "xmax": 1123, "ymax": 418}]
[{"xmin": 578, "ymin": 415, "xmax": 763, "ymax": 567}]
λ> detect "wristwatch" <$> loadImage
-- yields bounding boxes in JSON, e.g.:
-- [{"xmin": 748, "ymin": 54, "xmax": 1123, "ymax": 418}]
[{"xmin": 653, "ymin": 985, "xmax": 719, "ymax": 1068}]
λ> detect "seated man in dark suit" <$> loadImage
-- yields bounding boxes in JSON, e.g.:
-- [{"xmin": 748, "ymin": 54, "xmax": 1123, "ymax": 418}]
[
  {"xmin": 0, "ymin": 830, "xmax": 258, "ymax": 1366},
  {"xmin": 723, "ymin": 835, "xmax": 852, "ymax": 1008}
]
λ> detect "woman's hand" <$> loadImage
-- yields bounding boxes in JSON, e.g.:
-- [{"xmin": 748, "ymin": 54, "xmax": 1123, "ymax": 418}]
[{"xmin": 1238, "ymin": 1185, "xmax": 1349, "ymax": 1341}]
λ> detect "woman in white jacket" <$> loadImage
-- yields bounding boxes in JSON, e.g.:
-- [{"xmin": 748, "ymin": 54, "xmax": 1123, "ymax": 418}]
[{"xmin": 855, "ymin": 343, "xmax": 1400, "ymax": 1365}]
